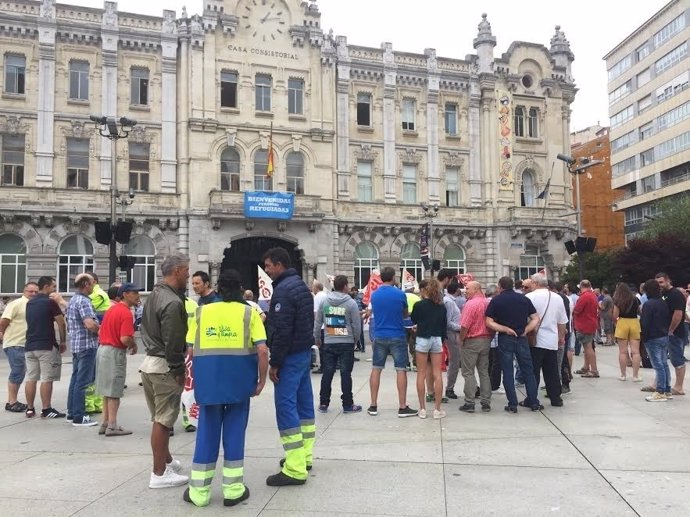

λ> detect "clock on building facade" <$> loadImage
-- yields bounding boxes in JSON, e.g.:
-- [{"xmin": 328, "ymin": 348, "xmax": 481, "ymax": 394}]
[{"xmin": 239, "ymin": 0, "xmax": 288, "ymax": 42}]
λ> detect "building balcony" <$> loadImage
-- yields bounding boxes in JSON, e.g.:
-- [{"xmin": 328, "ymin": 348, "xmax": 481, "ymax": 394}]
[
  {"xmin": 614, "ymin": 174, "xmax": 690, "ymax": 210},
  {"xmin": 0, "ymin": 186, "xmax": 180, "ymax": 218}
]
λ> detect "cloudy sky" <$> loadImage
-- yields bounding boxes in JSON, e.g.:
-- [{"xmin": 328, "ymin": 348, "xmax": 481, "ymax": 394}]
[{"xmin": 65, "ymin": 0, "xmax": 668, "ymax": 131}]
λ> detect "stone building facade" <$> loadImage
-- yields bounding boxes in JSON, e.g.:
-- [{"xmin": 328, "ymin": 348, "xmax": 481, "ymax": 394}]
[{"xmin": 0, "ymin": 0, "xmax": 578, "ymax": 295}]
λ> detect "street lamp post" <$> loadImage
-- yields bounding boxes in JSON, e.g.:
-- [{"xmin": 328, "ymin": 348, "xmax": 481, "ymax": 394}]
[
  {"xmin": 89, "ymin": 115, "xmax": 137, "ymax": 285},
  {"xmin": 421, "ymin": 202, "xmax": 440, "ymax": 278},
  {"xmin": 557, "ymin": 153, "xmax": 603, "ymax": 282}
]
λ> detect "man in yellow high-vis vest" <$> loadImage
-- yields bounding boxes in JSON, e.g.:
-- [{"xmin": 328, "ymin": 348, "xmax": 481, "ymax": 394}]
[
  {"xmin": 180, "ymin": 297, "xmax": 198, "ymax": 432},
  {"xmin": 183, "ymin": 269, "xmax": 268, "ymax": 508}
]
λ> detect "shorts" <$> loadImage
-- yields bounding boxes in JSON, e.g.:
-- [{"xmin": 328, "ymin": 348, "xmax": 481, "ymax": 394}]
[
  {"xmin": 95, "ymin": 345, "xmax": 127, "ymax": 398},
  {"xmin": 372, "ymin": 337, "xmax": 408, "ymax": 371},
  {"xmin": 25, "ymin": 348, "xmax": 62, "ymax": 382},
  {"xmin": 600, "ymin": 317, "xmax": 614, "ymax": 334},
  {"xmin": 668, "ymin": 334, "xmax": 687, "ymax": 368},
  {"xmin": 614, "ymin": 317, "xmax": 641, "ymax": 341},
  {"xmin": 141, "ymin": 371, "xmax": 183, "ymax": 428},
  {"xmin": 4, "ymin": 346, "xmax": 26, "ymax": 384},
  {"xmin": 576, "ymin": 332, "xmax": 595, "ymax": 350},
  {"xmin": 415, "ymin": 336, "xmax": 443, "ymax": 354}
]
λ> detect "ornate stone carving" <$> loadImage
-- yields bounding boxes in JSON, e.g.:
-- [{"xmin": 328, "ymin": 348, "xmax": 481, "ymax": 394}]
[
  {"xmin": 44, "ymin": 215, "xmax": 54, "ymax": 228},
  {"xmin": 308, "ymin": 223, "xmax": 317, "ymax": 233},
  {"xmin": 511, "ymin": 228, "xmax": 521, "ymax": 238},
  {"xmin": 277, "ymin": 221, "xmax": 287, "ymax": 233},
  {"xmin": 181, "ymin": 6, "xmax": 188, "ymax": 18},
  {"xmin": 292, "ymin": 135, "xmax": 302, "ymax": 153},
  {"xmin": 40, "ymin": 0, "xmax": 55, "ymax": 19},
  {"xmin": 354, "ymin": 144, "xmax": 378, "ymax": 162},
  {"xmin": 103, "ymin": 1, "xmax": 118, "ymax": 28},
  {"xmin": 226, "ymin": 128, "xmax": 237, "ymax": 147},
  {"xmin": 245, "ymin": 220, "xmax": 254, "ymax": 231},
  {"xmin": 392, "ymin": 226, "xmax": 401, "ymax": 236},
  {"xmin": 211, "ymin": 218, "xmax": 221, "ymax": 231},
  {"xmin": 30, "ymin": 215, "xmax": 40, "ymax": 227},
  {"xmin": 129, "ymin": 126, "xmax": 150, "ymax": 143},
  {"xmin": 401, "ymin": 147, "xmax": 422, "ymax": 164},
  {"xmin": 382, "ymin": 42, "xmax": 394, "ymax": 66},
  {"xmin": 1, "ymin": 116, "xmax": 23, "ymax": 135},
  {"xmin": 425, "ymin": 48, "xmax": 438, "ymax": 73},
  {"xmin": 443, "ymin": 151, "xmax": 464, "ymax": 168},
  {"xmin": 162, "ymin": 10, "xmax": 177, "ymax": 35}
]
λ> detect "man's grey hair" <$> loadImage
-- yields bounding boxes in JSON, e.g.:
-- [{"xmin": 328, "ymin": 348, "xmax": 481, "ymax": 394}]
[
  {"xmin": 161, "ymin": 254, "xmax": 190, "ymax": 277},
  {"xmin": 531, "ymin": 274, "xmax": 548, "ymax": 287},
  {"xmin": 485, "ymin": 283, "xmax": 498, "ymax": 297}
]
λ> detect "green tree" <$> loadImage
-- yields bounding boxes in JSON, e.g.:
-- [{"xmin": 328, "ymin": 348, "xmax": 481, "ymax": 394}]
[
  {"xmin": 561, "ymin": 250, "xmax": 617, "ymax": 290},
  {"xmin": 613, "ymin": 233, "xmax": 690, "ymax": 287},
  {"xmin": 644, "ymin": 194, "xmax": 690, "ymax": 238}
]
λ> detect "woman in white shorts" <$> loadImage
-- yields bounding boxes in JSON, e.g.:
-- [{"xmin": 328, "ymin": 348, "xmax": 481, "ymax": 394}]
[{"xmin": 411, "ymin": 279, "xmax": 447, "ymax": 420}]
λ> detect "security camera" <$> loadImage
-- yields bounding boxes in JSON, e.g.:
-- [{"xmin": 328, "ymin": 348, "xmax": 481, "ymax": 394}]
[
  {"xmin": 128, "ymin": 187, "xmax": 135, "ymax": 199},
  {"xmin": 557, "ymin": 153, "xmax": 576, "ymax": 165},
  {"xmin": 89, "ymin": 114, "xmax": 107, "ymax": 125},
  {"xmin": 106, "ymin": 117, "xmax": 119, "ymax": 136},
  {"xmin": 120, "ymin": 117, "xmax": 137, "ymax": 128}
]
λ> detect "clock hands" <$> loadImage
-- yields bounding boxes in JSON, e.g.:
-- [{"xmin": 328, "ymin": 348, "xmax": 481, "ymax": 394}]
[{"xmin": 260, "ymin": 10, "xmax": 272, "ymax": 23}]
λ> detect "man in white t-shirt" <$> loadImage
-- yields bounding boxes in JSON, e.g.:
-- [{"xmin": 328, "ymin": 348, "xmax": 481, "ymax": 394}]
[
  {"xmin": 243, "ymin": 290, "xmax": 266, "ymax": 322},
  {"xmin": 526, "ymin": 274, "xmax": 568, "ymax": 408},
  {"xmin": 312, "ymin": 281, "xmax": 328, "ymax": 373}
]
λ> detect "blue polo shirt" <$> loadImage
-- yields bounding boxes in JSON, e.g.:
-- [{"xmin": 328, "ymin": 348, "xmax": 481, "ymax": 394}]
[
  {"xmin": 25, "ymin": 294, "xmax": 63, "ymax": 352},
  {"xmin": 371, "ymin": 285, "xmax": 407, "ymax": 339},
  {"xmin": 485, "ymin": 289, "xmax": 536, "ymax": 336}
]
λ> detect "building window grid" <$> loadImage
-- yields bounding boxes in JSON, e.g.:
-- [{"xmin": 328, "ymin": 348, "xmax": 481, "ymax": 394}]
[
  {"xmin": 639, "ymin": 122, "xmax": 654, "ymax": 141},
  {"xmin": 57, "ymin": 235, "xmax": 94, "ymax": 293},
  {"xmin": 66, "ymin": 138, "xmax": 89, "ymax": 189},
  {"xmin": 286, "ymin": 152, "xmax": 304, "ymax": 194},
  {"xmin": 1, "ymin": 134, "xmax": 25, "ymax": 186},
  {"xmin": 608, "ymin": 54, "xmax": 632, "ymax": 81},
  {"xmin": 655, "ymin": 42, "xmax": 688, "ymax": 75},
  {"xmin": 356, "ymin": 93, "xmax": 372, "ymax": 127},
  {"xmin": 402, "ymin": 164, "xmax": 417, "ymax": 204},
  {"xmin": 69, "ymin": 61, "xmax": 89, "ymax": 101},
  {"xmin": 611, "ymin": 105, "xmax": 634, "ymax": 128},
  {"xmin": 220, "ymin": 147, "xmax": 240, "ymax": 192},
  {"xmin": 638, "ymin": 94, "xmax": 652, "ymax": 114},
  {"xmin": 130, "ymin": 67, "xmax": 149, "ymax": 106},
  {"xmin": 514, "ymin": 106, "xmax": 525, "ymax": 137},
  {"xmin": 354, "ymin": 242, "xmax": 379, "ymax": 290},
  {"xmin": 516, "ymin": 254, "xmax": 544, "ymax": 281},
  {"xmin": 443, "ymin": 245, "xmax": 466, "ymax": 276},
  {"xmin": 255, "ymin": 74, "xmax": 272, "ymax": 112},
  {"xmin": 402, "ymin": 98, "xmax": 416, "ymax": 131},
  {"xmin": 126, "ymin": 256, "xmax": 156, "ymax": 293},
  {"xmin": 288, "ymin": 78, "xmax": 304, "ymax": 115},
  {"xmin": 357, "ymin": 161, "xmax": 373, "ymax": 202},
  {"xmin": 128, "ymin": 142, "xmax": 150, "ymax": 192},
  {"xmin": 609, "ymin": 80, "xmax": 632, "ymax": 105},
  {"xmin": 640, "ymin": 148, "xmax": 655, "ymax": 168},
  {"xmin": 656, "ymin": 71, "xmax": 690, "ymax": 103},
  {"xmin": 445, "ymin": 167, "xmax": 459, "ymax": 207},
  {"xmin": 654, "ymin": 14, "xmax": 686, "ymax": 48},
  {"xmin": 611, "ymin": 131, "xmax": 635, "ymax": 152},
  {"xmin": 612, "ymin": 156, "xmax": 637, "ymax": 178},
  {"xmin": 637, "ymin": 43, "xmax": 651, "ymax": 61},
  {"xmin": 444, "ymin": 103, "xmax": 458, "ymax": 136},
  {"xmin": 657, "ymin": 100, "xmax": 690, "ymax": 131},
  {"xmin": 220, "ymin": 70, "xmax": 238, "ymax": 108},
  {"xmin": 637, "ymin": 69, "xmax": 651, "ymax": 88},
  {"xmin": 528, "ymin": 108, "xmax": 539, "ymax": 138},
  {"xmin": 4, "ymin": 54, "xmax": 25, "ymax": 95},
  {"xmin": 0, "ymin": 234, "xmax": 26, "ymax": 294}
]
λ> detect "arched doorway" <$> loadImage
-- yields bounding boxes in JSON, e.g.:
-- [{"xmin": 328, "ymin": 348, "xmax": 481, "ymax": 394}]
[{"xmin": 221, "ymin": 237, "xmax": 302, "ymax": 295}]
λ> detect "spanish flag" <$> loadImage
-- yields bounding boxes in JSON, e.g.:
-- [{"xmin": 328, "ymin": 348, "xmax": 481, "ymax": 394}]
[{"xmin": 266, "ymin": 123, "xmax": 274, "ymax": 178}]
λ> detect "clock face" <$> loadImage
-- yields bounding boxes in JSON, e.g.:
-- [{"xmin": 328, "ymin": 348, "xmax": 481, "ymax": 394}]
[{"xmin": 241, "ymin": 0, "xmax": 287, "ymax": 42}]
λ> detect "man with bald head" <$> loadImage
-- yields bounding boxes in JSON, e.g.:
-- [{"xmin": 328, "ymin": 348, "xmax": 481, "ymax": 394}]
[
  {"xmin": 66, "ymin": 273, "xmax": 101, "ymax": 426},
  {"xmin": 458, "ymin": 281, "xmax": 493, "ymax": 412},
  {"xmin": 243, "ymin": 290, "xmax": 266, "ymax": 322}
]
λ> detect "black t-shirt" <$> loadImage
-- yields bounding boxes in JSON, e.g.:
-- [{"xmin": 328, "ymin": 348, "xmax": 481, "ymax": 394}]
[
  {"xmin": 617, "ymin": 297, "xmax": 640, "ymax": 319},
  {"xmin": 662, "ymin": 287, "xmax": 688, "ymax": 338},
  {"xmin": 485, "ymin": 289, "xmax": 537, "ymax": 336},
  {"xmin": 410, "ymin": 298, "xmax": 447, "ymax": 339},
  {"xmin": 25, "ymin": 294, "xmax": 62, "ymax": 352}
]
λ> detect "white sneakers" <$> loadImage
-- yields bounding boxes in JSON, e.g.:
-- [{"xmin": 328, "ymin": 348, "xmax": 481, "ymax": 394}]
[
  {"xmin": 418, "ymin": 408, "xmax": 427, "ymax": 419},
  {"xmin": 149, "ymin": 462, "xmax": 188, "ymax": 489},
  {"xmin": 433, "ymin": 409, "xmax": 446, "ymax": 419},
  {"xmin": 168, "ymin": 458, "xmax": 182, "ymax": 473}
]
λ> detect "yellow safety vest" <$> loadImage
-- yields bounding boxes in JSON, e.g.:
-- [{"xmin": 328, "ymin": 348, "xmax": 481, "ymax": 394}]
[{"xmin": 185, "ymin": 297, "xmax": 198, "ymax": 346}]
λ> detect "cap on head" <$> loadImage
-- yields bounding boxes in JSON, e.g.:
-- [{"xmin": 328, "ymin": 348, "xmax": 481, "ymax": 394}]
[{"xmin": 117, "ymin": 282, "xmax": 144, "ymax": 297}]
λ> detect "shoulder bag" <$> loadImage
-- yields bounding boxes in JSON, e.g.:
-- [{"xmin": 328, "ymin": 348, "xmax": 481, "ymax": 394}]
[{"xmin": 527, "ymin": 291, "xmax": 551, "ymax": 347}]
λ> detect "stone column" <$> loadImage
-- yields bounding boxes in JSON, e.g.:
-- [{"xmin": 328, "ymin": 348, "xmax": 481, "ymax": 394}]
[
  {"xmin": 468, "ymin": 82, "xmax": 482, "ymax": 207},
  {"xmin": 382, "ymin": 43, "xmax": 397, "ymax": 203},
  {"xmin": 336, "ymin": 36, "xmax": 351, "ymax": 199},
  {"xmin": 426, "ymin": 49, "xmax": 440, "ymax": 204},
  {"xmin": 160, "ymin": 10, "xmax": 178, "ymax": 193},
  {"xmin": 35, "ymin": 2, "xmax": 57, "ymax": 186},
  {"xmin": 100, "ymin": 1, "xmax": 119, "ymax": 187}
]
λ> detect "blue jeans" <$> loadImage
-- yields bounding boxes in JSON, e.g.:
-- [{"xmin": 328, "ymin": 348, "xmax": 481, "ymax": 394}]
[
  {"xmin": 372, "ymin": 337, "xmax": 408, "ymax": 370},
  {"xmin": 667, "ymin": 334, "xmax": 687, "ymax": 368},
  {"xmin": 67, "ymin": 347, "xmax": 97, "ymax": 421},
  {"xmin": 497, "ymin": 334, "xmax": 539, "ymax": 408},
  {"xmin": 646, "ymin": 336, "xmax": 671, "ymax": 394},
  {"xmin": 4, "ymin": 346, "xmax": 26, "ymax": 385},
  {"xmin": 319, "ymin": 342, "xmax": 355, "ymax": 407}
]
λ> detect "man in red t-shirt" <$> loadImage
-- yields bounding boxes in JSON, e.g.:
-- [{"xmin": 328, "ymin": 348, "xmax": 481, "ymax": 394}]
[
  {"xmin": 573, "ymin": 280, "xmax": 599, "ymax": 378},
  {"xmin": 95, "ymin": 283, "xmax": 142, "ymax": 436}
]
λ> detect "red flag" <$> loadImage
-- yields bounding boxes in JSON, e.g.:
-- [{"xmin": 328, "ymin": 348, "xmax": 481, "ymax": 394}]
[
  {"xmin": 362, "ymin": 270, "xmax": 382, "ymax": 306},
  {"xmin": 458, "ymin": 273, "xmax": 474, "ymax": 287}
]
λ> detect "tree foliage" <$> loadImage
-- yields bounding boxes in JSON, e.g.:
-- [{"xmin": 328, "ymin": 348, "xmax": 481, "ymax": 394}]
[
  {"xmin": 612, "ymin": 233, "xmax": 690, "ymax": 288},
  {"xmin": 561, "ymin": 250, "xmax": 617, "ymax": 290},
  {"xmin": 644, "ymin": 194, "xmax": 690, "ymax": 239}
]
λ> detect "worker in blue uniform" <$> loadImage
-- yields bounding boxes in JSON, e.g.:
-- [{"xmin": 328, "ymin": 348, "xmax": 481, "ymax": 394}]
[
  {"xmin": 183, "ymin": 269, "xmax": 268, "ymax": 507},
  {"xmin": 262, "ymin": 247, "xmax": 315, "ymax": 486}
]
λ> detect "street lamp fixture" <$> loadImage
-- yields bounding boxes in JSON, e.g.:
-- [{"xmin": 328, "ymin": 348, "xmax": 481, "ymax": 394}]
[
  {"xmin": 90, "ymin": 114, "xmax": 138, "ymax": 285},
  {"xmin": 557, "ymin": 153, "xmax": 603, "ymax": 282},
  {"xmin": 420, "ymin": 202, "xmax": 440, "ymax": 277}
]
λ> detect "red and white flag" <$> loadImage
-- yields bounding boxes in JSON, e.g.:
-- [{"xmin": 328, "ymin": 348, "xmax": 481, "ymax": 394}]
[
  {"xmin": 458, "ymin": 273, "xmax": 474, "ymax": 286},
  {"xmin": 257, "ymin": 265, "xmax": 273, "ymax": 301},
  {"xmin": 362, "ymin": 269, "xmax": 382, "ymax": 306}
]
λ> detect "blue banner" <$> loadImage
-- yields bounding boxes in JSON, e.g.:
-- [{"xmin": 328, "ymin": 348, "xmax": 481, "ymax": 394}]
[{"xmin": 244, "ymin": 191, "xmax": 294, "ymax": 220}]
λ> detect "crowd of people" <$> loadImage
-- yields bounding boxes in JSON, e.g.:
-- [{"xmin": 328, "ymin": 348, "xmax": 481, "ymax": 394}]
[{"xmin": 1, "ymin": 251, "xmax": 689, "ymax": 508}]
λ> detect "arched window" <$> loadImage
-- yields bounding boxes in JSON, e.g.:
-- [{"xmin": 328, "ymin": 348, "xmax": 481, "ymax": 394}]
[
  {"xmin": 354, "ymin": 241, "xmax": 379, "ymax": 290},
  {"xmin": 0, "ymin": 234, "xmax": 26, "ymax": 294},
  {"xmin": 528, "ymin": 107, "xmax": 539, "ymax": 138},
  {"xmin": 521, "ymin": 169, "xmax": 536, "ymax": 207},
  {"xmin": 58, "ymin": 235, "xmax": 94, "ymax": 292},
  {"xmin": 220, "ymin": 147, "xmax": 240, "ymax": 192},
  {"xmin": 286, "ymin": 152, "xmax": 304, "ymax": 194},
  {"xmin": 253, "ymin": 149, "xmax": 273, "ymax": 191},
  {"xmin": 125, "ymin": 235, "xmax": 156, "ymax": 292},
  {"xmin": 514, "ymin": 106, "xmax": 525, "ymax": 137},
  {"xmin": 400, "ymin": 242, "xmax": 422, "ymax": 284},
  {"xmin": 443, "ymin": 245, "xmax": 466, "ymax": 276}
]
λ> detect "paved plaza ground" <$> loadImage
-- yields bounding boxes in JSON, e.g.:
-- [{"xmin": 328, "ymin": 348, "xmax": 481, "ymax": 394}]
[{"xmin": 0, "ymin": 344, "xmax": 688, "ymax": 517}]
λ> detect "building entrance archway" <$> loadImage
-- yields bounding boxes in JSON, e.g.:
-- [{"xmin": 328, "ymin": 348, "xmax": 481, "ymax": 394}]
[{"xmin": 221, "ymin": 236, "xmax": 302, "ymax": 296}]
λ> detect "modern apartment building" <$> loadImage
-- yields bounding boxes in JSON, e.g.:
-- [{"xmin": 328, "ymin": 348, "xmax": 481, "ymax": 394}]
[{"xmin": 605, "ymin": 0, "xmax": 690, "ymax": 243}]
